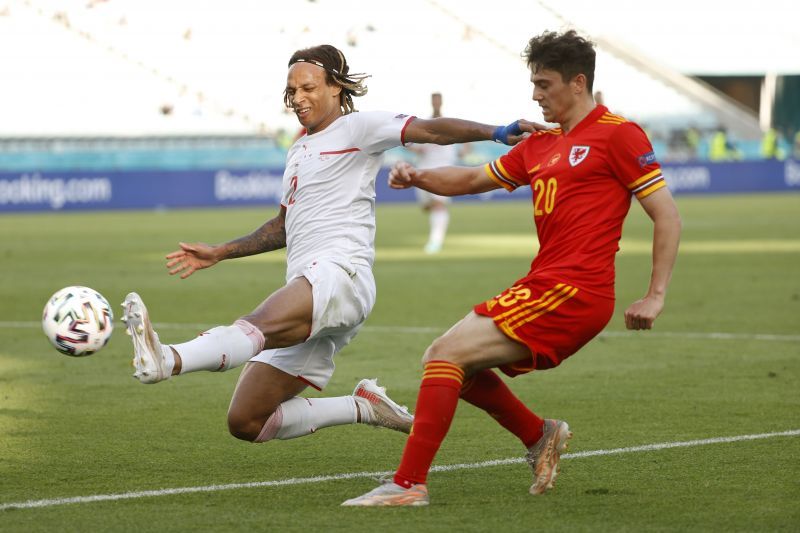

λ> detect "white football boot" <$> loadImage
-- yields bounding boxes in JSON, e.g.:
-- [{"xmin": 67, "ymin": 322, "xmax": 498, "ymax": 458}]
[
  {"xmin": 122, "ymin": 292, "xmax": 172, "ymax": 384},
  {"xmin": 353, "ymin": 378, "xmax": 414, "ymax": 433},
  {"xmin": 526, "ymin": 419, "xmax": 572, "ymax": 495},
  {"xmin": 341, "ymin": 480, "xmax": 429, "ymax": 507}
]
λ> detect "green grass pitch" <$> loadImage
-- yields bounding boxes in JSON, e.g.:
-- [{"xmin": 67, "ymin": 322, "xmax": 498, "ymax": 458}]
[{"xmin": 1, "ymin": 193, "xmax": 798, "ymax": 531}]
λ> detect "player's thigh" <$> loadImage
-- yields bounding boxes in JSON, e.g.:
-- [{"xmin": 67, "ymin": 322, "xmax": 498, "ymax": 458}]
[
  {"xmin": 242, "ymin": 276, "xmax": 313, "ymax": 348},
  {"xmin": 425, "ymin": 311, "xmax": 530, "ymax": 374},
  {"xmin": 228, "ymin": 361, "xmax": 308, "ymax": 423}
]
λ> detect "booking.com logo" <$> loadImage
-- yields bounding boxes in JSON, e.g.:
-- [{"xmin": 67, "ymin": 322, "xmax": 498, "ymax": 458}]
[{"xmin": 0, "ymin": 174, "xmax": 112, "ymax": 209}]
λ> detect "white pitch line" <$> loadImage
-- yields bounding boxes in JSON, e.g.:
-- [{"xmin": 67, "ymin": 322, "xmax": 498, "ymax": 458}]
[
  {"xmin": 1, "ymin": 429, "xmax": 798, "ymax": 512},
  {"xmin": 2, "ymin": 321, "xmax": 800, "ymax": 342}
]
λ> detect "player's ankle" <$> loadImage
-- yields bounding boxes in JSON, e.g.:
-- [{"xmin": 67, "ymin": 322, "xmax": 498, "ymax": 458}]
[
  {"xmin": 170, "ymin": 347, "xmax": 181, "ymax": 375},
  {"xmin": 353, "ymin": 396, "xmax": 372, "ymax": 424}
]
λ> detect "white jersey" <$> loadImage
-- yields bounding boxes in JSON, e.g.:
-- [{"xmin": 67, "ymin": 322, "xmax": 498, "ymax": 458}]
[
  {"xmin": 415, "ymin": 143, "xmax": 459, "ymax": 169},
  {"xmin": 282, "ymin": 111, "xmax": 413, "ymax": 280}
]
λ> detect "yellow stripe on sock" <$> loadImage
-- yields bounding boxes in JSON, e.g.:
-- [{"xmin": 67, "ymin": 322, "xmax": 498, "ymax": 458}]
[
  {"xmin": 423, "ymin": 368, "xmax": 464, "ymax": 380},
  {"xmin": 423, "ymin": 372, "xmax": 465, "ymax": 383}
]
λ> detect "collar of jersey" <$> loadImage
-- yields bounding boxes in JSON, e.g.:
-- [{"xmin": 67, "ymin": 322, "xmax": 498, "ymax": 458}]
[{"xmin": 563, "ymin": 104, "xmax": 607, "ymax": 138}]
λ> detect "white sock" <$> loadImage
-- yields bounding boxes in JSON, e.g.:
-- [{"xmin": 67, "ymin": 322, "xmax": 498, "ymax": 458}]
[
  {"xmin": 428, "ymin": 209, "xmax": 449, "ymax": 247},
  {"xmin": 172, "ymin": 319, "xmax": 264, "ymax": 374},
  {"xmin": 255, "ymin": 396, "xmax": 360, "ymax": 441},
  {"xmin": 159, "ymin": 345, "xmax": 176, "ymax": 375}
]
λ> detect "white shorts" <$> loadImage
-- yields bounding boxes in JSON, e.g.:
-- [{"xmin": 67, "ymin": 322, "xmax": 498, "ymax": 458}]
[
  {"xmin": 249, "ymin": 257, "xmax": 376, "ymax": 390},
  {"xmin": 415, "ymin": 188, "xmax": 451, "ymax": 206}
]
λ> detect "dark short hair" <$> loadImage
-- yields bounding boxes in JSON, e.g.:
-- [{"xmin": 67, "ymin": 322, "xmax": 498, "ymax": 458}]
[
  {"xmin": 524, "ymin": 30, "xmax": 595, "ymax": 92},
  {"xmin": 284, "ymin": 44, "xmax": 369, "ymax": 114}
]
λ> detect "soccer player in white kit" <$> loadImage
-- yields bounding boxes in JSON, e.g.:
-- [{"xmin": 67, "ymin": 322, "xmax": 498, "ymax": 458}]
[
  {"xmin": 122, "ymin": 45, "xmax": 531, "ymax": 447},
  {"xmin": 408, "ymin": 92, "xmax": 460, "ymax": 254}
]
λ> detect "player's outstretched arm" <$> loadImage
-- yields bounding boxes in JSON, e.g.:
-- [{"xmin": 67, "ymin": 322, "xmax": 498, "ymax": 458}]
[
  {"xmin": 404, "ymin": 117, "xmax": 542, "ymax": 146},
  {"xmin": 624, "ymin": 188, "xmax": 681, "ymax": 330},
  {"xmin": 165, "ymin": 207, "xmax": 287, "ymax": 279},
  {"xmin": 389, "ymin": 161, "xmax": 500, "ymax": 196},
  {"xmin": 166, "ymin": 241, "xmax": 222, "ymax": 279}
]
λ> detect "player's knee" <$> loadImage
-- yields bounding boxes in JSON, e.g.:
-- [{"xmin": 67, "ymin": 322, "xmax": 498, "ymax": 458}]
[
  {"xmin": 239, "ymin": 312, "xmax": 274, "ymax": 337},
  {"xmin": 422, "ymin": 336, "xmax": 461, "ymax": 365},
  {"xmin": 240, "ymin": 312, "xmax": 309, "ymax": 349},
  {"xmin": 227, "ymin": 408, "xmax": 273, "ymax": 442}
]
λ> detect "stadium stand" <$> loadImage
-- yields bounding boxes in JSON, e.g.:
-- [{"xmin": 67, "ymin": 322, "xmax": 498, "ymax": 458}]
[{"xmin": 0, "ymin": 0, "xmax": 795, "ymax": 168}]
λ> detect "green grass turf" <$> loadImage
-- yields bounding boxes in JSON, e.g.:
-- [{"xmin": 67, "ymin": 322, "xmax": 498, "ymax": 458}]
[{"xmin": 1, "ymin": 193, "xmax": 799, "ymax": 531}]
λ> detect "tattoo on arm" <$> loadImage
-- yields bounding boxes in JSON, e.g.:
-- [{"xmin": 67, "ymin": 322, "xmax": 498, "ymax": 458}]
[{"xmin": 223, "ymin": 209, "xmax": 287, "ymax": 259}]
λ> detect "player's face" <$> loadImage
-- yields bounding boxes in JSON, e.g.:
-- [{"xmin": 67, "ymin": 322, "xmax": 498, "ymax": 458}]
[
  {"xmin": 531, "ymin": 67, "xmax": 578, "ymax": 124},
  {"xmin": 286, "ymin": 62, "xmax": 343, "ymax": 134}
]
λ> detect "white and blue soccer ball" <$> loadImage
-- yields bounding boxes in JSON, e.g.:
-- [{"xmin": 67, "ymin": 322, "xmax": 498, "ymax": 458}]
[{"xmin": 42, "ymin": 286, "xmax": 113, "ymax": 357}]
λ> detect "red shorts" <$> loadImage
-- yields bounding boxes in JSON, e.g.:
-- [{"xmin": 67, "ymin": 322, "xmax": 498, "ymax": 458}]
[{"xmin": 474, "ymin": 278, "xmax": 614, "ymax": 376}]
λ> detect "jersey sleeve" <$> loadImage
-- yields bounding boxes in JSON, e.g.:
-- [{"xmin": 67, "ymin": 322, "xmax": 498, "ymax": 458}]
[
  {"xmin": 349, "ymin": 111, "xmax": 415, "ymax": 155},
  {"xmin": 483, "ymin": 139, "xmax": 531, "ymax": 191},
  {"xmin": 607, "ymin": 122, "xmax": 666, "ymax": 199}
]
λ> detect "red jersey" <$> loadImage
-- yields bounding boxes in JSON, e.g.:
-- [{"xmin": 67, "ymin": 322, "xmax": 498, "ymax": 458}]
[{"xmin": 484, "ymin": 105, "xmax": 665, "ymax": 298}]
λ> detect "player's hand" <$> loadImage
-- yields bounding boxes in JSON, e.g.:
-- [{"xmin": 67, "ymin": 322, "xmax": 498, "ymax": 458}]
[
  {"xmin": 388, "ymin": 161, "xmax": 419, "ymax": 189},
  {"xmin": 493, "ymin": 119, "xmax": 549, "ymax": 145},
  {"xmin": 623, "ymin": 295, "xmax": 665, "ymax": 330},
  {"xmin": 165, "ymin": 242, "xmax": 221, "ymax": 279}
]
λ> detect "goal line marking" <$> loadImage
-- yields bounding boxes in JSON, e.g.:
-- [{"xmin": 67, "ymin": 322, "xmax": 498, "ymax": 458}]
[{"xmin": 2, "ymin": 429, "xmax": 798, "ymax": 511}]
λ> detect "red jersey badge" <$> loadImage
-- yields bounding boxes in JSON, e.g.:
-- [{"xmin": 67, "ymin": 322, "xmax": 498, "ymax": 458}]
[{"xmin": 569, "ymin": 145, "xmax": 590, "ymax": 167}]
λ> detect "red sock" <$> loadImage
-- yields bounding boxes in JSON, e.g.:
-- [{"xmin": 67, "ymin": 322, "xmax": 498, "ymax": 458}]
[
  {"xmin": 394, "ymin": 360, "xmax": 464, "ymax": 488},
  {"xmin": 460, "ymin": 369, "xmax": 544, "ymax": 448}
]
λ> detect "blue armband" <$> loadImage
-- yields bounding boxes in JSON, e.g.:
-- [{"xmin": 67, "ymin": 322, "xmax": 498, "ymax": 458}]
[{"xmin": 491, "ymin": 121, "xmax": 523, "ymax": 145}]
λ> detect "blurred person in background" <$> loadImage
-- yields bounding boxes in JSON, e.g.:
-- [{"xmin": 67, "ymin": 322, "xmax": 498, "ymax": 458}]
[
  {"xmin": 406, "ymin": 92, "xmax": 460, "ymax": 254},
  {"xmin": 760, "ymin": 127, "xmax": 785, "ymax": 160},
  {"xmin": 685, "ymin": 125, "xmax": 701, "ymax": 160},
  {"xmin": 593, "ymin": 90, "xmax": 604, "ymax": 106},
  {"xmin": 794, "ymin": 130, "xmax": 800, "ymax": 159},
  {"xmin": 709, "ymin": 125, "xmax": 742, "ymax": 161}
]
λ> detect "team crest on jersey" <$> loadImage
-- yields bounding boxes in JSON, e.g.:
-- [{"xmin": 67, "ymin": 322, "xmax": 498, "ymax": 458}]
[{"xmin": 569, "ymin": 145, "xmax": 590, "ymax": 167}]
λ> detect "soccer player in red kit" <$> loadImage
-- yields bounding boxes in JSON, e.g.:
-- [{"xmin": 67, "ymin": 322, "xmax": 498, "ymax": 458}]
[{"xmin": 343, "ymin": 30, "xmax": 681, "ymax": 506}]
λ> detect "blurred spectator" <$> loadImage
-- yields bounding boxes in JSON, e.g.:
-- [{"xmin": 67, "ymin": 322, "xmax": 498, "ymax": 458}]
[
  {"xmin": 594, "ymin": 90, "xmax": 604, "ymax": 105},
  {"xmin": 275, "ymin": 128, "xmax": 295, "ymax": 150},
  {"xmin": 760, "ymin": 128, "xmax": 785, "ymax": 160},
  {"xmin": 685, "ymin": 125, "xmax": 701, "ymax": 160},
  {"xmin": 709, "ymin": 126, "xmax": 741, "ymax": 161},
  {"xmin": 794, "ymin": 131, "xmax": 800, "ymax": 160},
  {"xmin": 667, "ymin": 128, "xmax": 692, "ymax": 161},
  {"xmin": 406, "ymin": 92, "xmax": 460, "ymax": 254}
]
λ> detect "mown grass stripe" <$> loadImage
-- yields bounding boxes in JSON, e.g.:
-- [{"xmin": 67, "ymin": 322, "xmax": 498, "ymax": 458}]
[
  {"xmin": 2, "ymin": 429, "xmax": 797, "ymax": 511},
  {"xmin": 4, "ymin": 321, "xmax": 800, "ymax": 342}
]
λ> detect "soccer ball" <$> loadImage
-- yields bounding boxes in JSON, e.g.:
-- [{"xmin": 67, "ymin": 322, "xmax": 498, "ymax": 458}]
[{"xmin": 42, "ymin": 286, "xmax": 114, "ymax": 357}]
